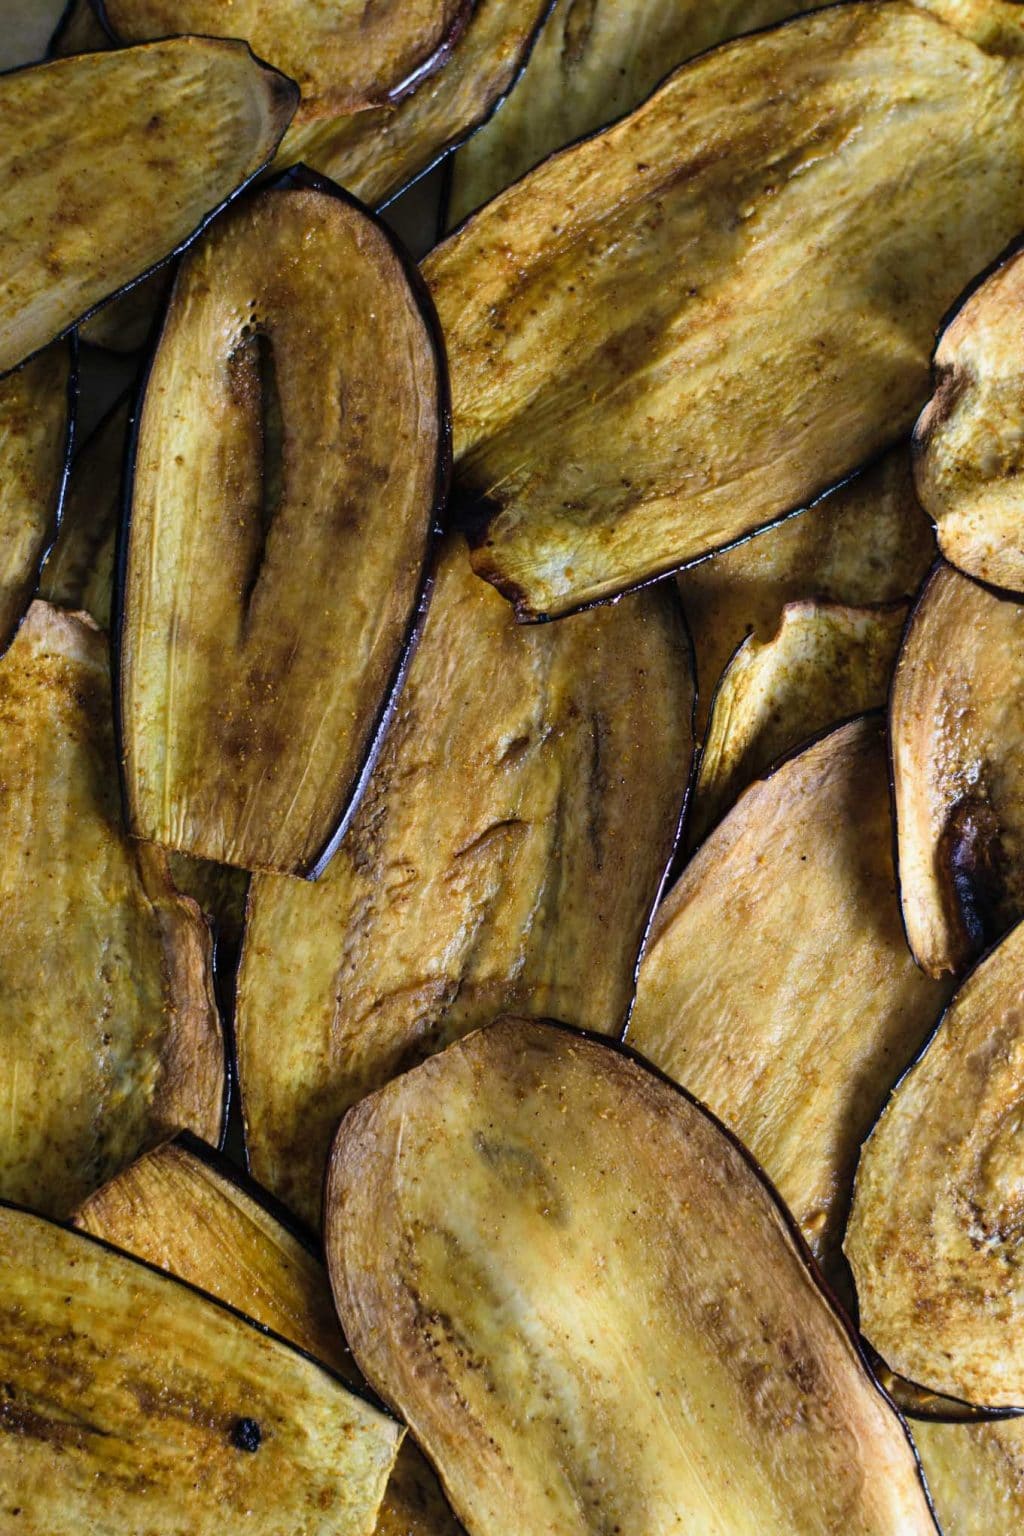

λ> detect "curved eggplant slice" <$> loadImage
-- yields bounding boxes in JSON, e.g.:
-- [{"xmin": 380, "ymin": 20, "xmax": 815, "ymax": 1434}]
[
  {"xmin": 0, "ymin": 602, "xmax": 223, "ymax": 1219},
  {"xmin": 39, "ymin": 392, "xmax": 126, "ymax": 629},
  {"xmin": 0, "ymin": 39, "xmax": 298, "ymax": 378},
  {"xmin": 890, "ymin": 563, "xmax": 1024, "ymax": 976},
  {"xmin": 325, "ymin": 1018, "xmax": 938, "ymax": 1534},
  {"xmin": 425, "ymin": 1, "xmax": 1024, "ymax": 621},
  {"xmin": 236, "ymin": 533, "xmax": 692, "ymax": 1225},
  {"xmin": 911, "ymin": 1419, "xmax": 1024, "ymax": 1534},
  {"xmin": 0, "ymin": 1202, "xmax": 401, "ymax": 1535},
  {"xmin": 914, "ymin": 244, "xmax": 1024, "ymax": 594},
  {"xmin": 846, "ymin": 917, "xmax": 1024, "ymax": 1408},
  {"xmin": 120, "ymin": 175, "xmax": 447, "ymax": 877},
  {"xmin": 0, "ymin": 341, "xmax": 74, "ymax": 652},
  {"xmin": 626, "ymin": 717, "xmax": 951, "ymax": 1279}
]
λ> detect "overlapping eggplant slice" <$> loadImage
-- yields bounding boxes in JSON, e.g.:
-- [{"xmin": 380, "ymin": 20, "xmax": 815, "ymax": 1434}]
[
  {"xmin": 75, "ymin": 1136, "xmax": 465, "ymax": 1536},
  {"xmin": 325, "ymin": 1017, "xmax": 938, "ymax": 1534},
  {"xmin": 626, "ymin": 717, "xmax": 951, "ymax": 1279},
  {"xmin": 911, "ymin": 1419, "xmax": 1024, "ymax": 1534},
  {"xmin": 120, "ymin": 173, "xmax": 447, "ymax": 876},
  {"xmin": 0, "ymin": 1201, "xmax": 401, "ymax": 1534},
  {"xmin": 0, "ymin": 601, "xmax": 223, "ymax": 1218},
  {"xmin": 237, "ymin": 533, "xmax": 692, "ymax": 1225},
  {"xmin": 425, "ymin": 1, "xmax": 1024, "ymax": 620},
  {"xmin": 890, "ymin": 562, "xmax": 1024, "ymax": 977}
]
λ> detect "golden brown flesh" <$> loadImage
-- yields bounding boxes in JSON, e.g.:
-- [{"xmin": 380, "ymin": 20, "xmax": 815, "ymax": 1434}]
[
  {"xmin": 76, "ymin": 1138, "xmax": 464, "ymax": 1536},
  {"xmin": 121, "ymin": 180, "xmax": 445, "ymax": 876},
  {"xmin": 890, "ymin": 563, "xmax": 1024, "ymax": 976},
  {"xmin": 627, "ymin": 718, "xmax": 951, "ymax": 1278},
  {"xmin": 847, "ymin": 917, "xmax": 1024, "ymax": 1407},
  {"xmin": 0, "ymin": 39, "xmax": 297, "ymax": 376},
  {"xmin": 0, "ymin": 1203, "xmax": 401, "ymax": 1535},
  {"xmin": 912, "ymin": 1419, "xmax": 1024, "ymax": 1535},
  {"xmin": 425, "ymin": 1, "xmax": 1024, "ymax": 620},
  {"xmin": 237, "ymin": 534, "xmax": 692, "ymax": 1226},
  {"xmin": 326, "ymin": 1018, "xmax": 937, "ymax": 1535},
  {"xmin": 0, "ymin": 602, "xmax": 222, "ymax": 1218},
  {"xmin": 38, "ymin": 395, "xmax": 126, "ymax": 630}
]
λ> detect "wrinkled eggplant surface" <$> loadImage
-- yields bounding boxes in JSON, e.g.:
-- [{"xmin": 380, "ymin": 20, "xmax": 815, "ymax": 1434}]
[
  {"xmin": 912, "ymin": 1418, "xmax": 1024, "ymax": 1535},
  {"xmin": 38, "ymin": 393, "xmax": 126, "ymax": 630}
]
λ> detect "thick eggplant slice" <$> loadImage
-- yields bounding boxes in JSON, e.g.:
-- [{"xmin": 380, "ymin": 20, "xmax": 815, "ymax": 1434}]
[
  {"xmin": 914, "ymin": 244, "xmax": 1024, "ymax": 594},
  {"xmin": 325, "ymin": 1018, "xmax": 937, "ymax": 1534},
  {"xmin": 0, "ymin": 602, "xmax": 223, "ymax": 1218},
  {"xmin": 39, "ymin": 393, "xmax": 126, "ymax": 629},
  {"xmin": 121, "ymin": 176, "xmax": 446, "ymax": 877},
  {"xmin": 0, "ymin": 1202, "xmax": 401, "ymax": 1534},
  {"xmin": 75, "ymin": 1137, "xmax": 465, "ymax": 1536},
  {"xmin": 0, "ymin": 0, "xmax": 67, "ymax": 69},
  {"xmin": 890, "ymin": 563, "xmax": 1024, "ymax": 976},
  {"xmin": 0, "ymin": 341, "xmax": 74, "ymax": 651},
  {"xmin": 0, "ymin": 39, "xmax": 297, "ymax": 377},
  {"xmin": 846, "ymin": 917, "xmax": 1024, "ymax": 1408},
  {"xmin": 626, "ymin": 718, "xmax": 951, "ymax": 1278},
  {"xmin": 237, "ymin": 533, "xmax": 692, "ymax": 1225},
  {"xmin": 425, "ymin": 1, "xmax": 1024, "ymax": 621},
  {"xmin": 911, "ymin": 1419, "xmax": 1024, "ymax": 1534}
]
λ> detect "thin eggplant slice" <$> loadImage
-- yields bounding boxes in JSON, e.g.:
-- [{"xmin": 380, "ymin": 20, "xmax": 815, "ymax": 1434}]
[
  {"xmin": 0, "ymin": 39, "xmax": 298, "ymax": 377},
  {"xmin": 890, "ymin": 563, "xmax": 1024, "ymax": 977},
  {"xmin": 0, "ymin": 341, "xmax": 73, "ymax": 651},
  {"xmin": 120, "ymin": 175, "xmax": 446, "ymax": 876},
  {"xmin": 425, "ymin": 1, "xmax": 1024, "ymax": 620},
  {"xmin": 325, "ymin": 1018, "xmax": 938, "ymax": 1534},
  {"xmin": 39, "ymin": 393, "xmax": 126, "ymax": 629},
  {"xmin": 914, "ymin": 244, "xmax": 1024, "ymax": 594},
  {"xmin": 626, "ymin": 717, "xmax": 951, "ymax": 1279},
  {"xmin": 846, "ymin": 917, "xmax": 1024, "ymax": 1408},
  {"xmin": 0, "ymin": 601, "xmax": 223, "ymax": 1218},
  {"xmin": 0, "ymin": 0, "xmax": 67, "ymax": 69},
  {"xmin": 911, "ymin": 1419, "xmax": 1024, "ymax": 1534},
  {"xmin": 0, "ymin": 1202, "xmax": 401, "ymax": 1535},
  {"xmin": 237, "ymin": 533, "xmax": 692, "ymax": 1225},
  {"xmin": 75, "ymin": 1137, "xmax": 465, "ymax": 1536}
]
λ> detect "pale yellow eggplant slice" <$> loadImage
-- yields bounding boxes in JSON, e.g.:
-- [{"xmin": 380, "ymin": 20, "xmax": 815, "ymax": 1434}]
[
  {"xmin": 325, "ymin": 1018, "xmax": 938, "ymax": 1535},
  {"xmin": 237, "ymin": 533, "xmax": 692, "ymax": 1225},
  {"xmin": 911, "ymin": 1419, "xmax": 1024, "ymax": 1535},
  {"xmin": 0, "ymin": 601, "xmax": 223, "ymax": 1218},
  {"xmin": 38, "ymin": 393, "xmax": 125, "ymax": 630}
]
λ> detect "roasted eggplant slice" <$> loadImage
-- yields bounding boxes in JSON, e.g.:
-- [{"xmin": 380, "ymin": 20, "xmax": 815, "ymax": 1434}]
[
  {"xmin": 846, "ymin": 917, "xmax": 1024, "ymax": 1408},
  {"xmin": 915, "ymin": 243, "xmax": 1024, "ymax": 594},
  {"xmin": 39, "ymin": 393, "xmax": 125, "ymax": 629},
  {"xmin": 911, "ymin": 1419, "xmax": 1024, "ymax": 1534},
  {"xmin": 0, "ymin": 341, "xmax": 74, "ymax": 651},
  {"xmin": 890, "ymin": 563, "xmax": 1024, "ymax": 976},
  {"xmin": 120, "ymin": 173, "xmax": 447, "ymax": 876},
  {"xmin": 326, "ymin": 1017, "xmax": 938, "ymax": 1534},
  {"xmin": 0, "ymin": 1201, "xmax": 401, "ymax": 1534},
  {"xmin": 0, "ymin": 602, "xmax": 223, "ymax": 1218},
  {"xmin": 237, "ymin": 533, "xmax": 692, "ymax": 1224},
  {"xmin": 626, "ymin": 717, "xmax": 951, "ymax": 1278},
  {"xmin": 425, "ymin": 1, "xmax": 1024, "ymax": 620},
  {"xmin": 75, "ymin": 1137, "xmax": 465, "ymax": 1536},
  {"xmin": 0, "ymin": 39, "xmax": 297, "ymax": 377}
]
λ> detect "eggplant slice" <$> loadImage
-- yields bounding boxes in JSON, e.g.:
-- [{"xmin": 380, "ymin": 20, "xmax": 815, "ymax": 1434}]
[
  {"xmin": 120, "ymin": 174, "xmax": 447, "ymax": 876},
  {"xmin": 911, "ymin": 1419, "xmax": 1024, "ymax": 1534},
  {"xmin": 890, "ymin": 562, "xmax": 1024, "ymax": 977},
  {"xmin": 0, "ymin": 341, "xmax": 74, "ymax": 651},
  {"xmin": 914, "ymin": 243, "xmax": 1024, "ymax": 594},
  {"xmin": 237, "ymin": 533, "xmax": 692, "ymax": 1225},
  {"xmin": 0, "ymin": 601, "xmax": 223, "ymax": 1218},
  {"xmin": 75, "ymin": 1137, "xmax": 465, "ymax": 1536},
  {"xmin": 425, "ymin": 1, "xmax": 1024, "ymax": 620},
  {"xmin": 0, "ymin": 1202, "xmax": 401, "ymax": 1535},
  {"xmin": 626, "ymin": 717, "xmax": 951, "ymax": 1280},
  {"xmin": 326, "ymin": 1018, "xmax": 937, "ymax": 1534},
  {"xmin": 846, "ymin": 917, "xmax": 1024, "ymax": 1408},
  {"xmin": 39, "ymin": 393, "xmax": 126, "ymax": 629}
]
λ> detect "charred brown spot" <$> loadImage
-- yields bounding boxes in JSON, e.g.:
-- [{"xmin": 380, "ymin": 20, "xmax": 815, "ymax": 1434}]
[
  {"xmin": 939, "ymin": 796, "xmax": 1007, "ymax": 964},
  {"xmin": 230, "ymin": 1415, "xmax": 263, "ymax": 1453}
]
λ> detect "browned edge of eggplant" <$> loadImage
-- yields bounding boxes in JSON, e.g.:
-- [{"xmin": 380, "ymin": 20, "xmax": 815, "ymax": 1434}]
[
  {"xmin": 868, "ymin": 1348, "xmax": 1024, "ymax": 1425},
  {"xmin": 113, "ymin": 162, "xmax": 453, "ymax": 883}
]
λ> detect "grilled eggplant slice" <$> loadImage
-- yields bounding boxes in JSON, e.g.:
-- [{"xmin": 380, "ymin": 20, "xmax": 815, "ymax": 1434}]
[
  {"xmin": 120, "ymin": 174, "xmax": 447, "ymax": 876},
  {"xmin": 890, "ymin": 563, "xmax": 1024, "ymax": 976},
  {"xmin": 237, "ymin": 533, "xmax": 692, "ymax": 1225},
  {"xmin": 846, "ymin": 917, "xmax": 1024, "ymax": 1408},
  {"xmin": 426, "ymin": 1, "xmax": 1024, "ymax": 620},
  {"xmin": 326, "ymin": 1017, "xmax": 938, "ymax": 1534},
  {"xmin": 0, "ymin": 602, "xmax": 223, "ymax": 1218},
  {"xmin": 626, "ymin": 717, "xmax": 951, "ymax": 1277},
  {"xmin": 39, "ymin": 393, "xmax": 125, "ymax": 629},
  {"xmin": 915, "ymin": 244, "xmax": 1024, "ymax": 594},
  {"xmin": 911, "ymin": 1419, "xmax": 1024, "ymax": 1534},
  {"xmin": 0, "ymin": 39, "xmax": 297, "ymax": 377},
  {"xmin": 0, "ymin": 341, "xmax": 74, "ymax": 651},
  {"xmin": 76, "ymin": 1137, "xmax": 465, "ymax": 1536},
  {"xmin": 0, "ymin": 1202, "xmax": 401, "ymax": 1534}
]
